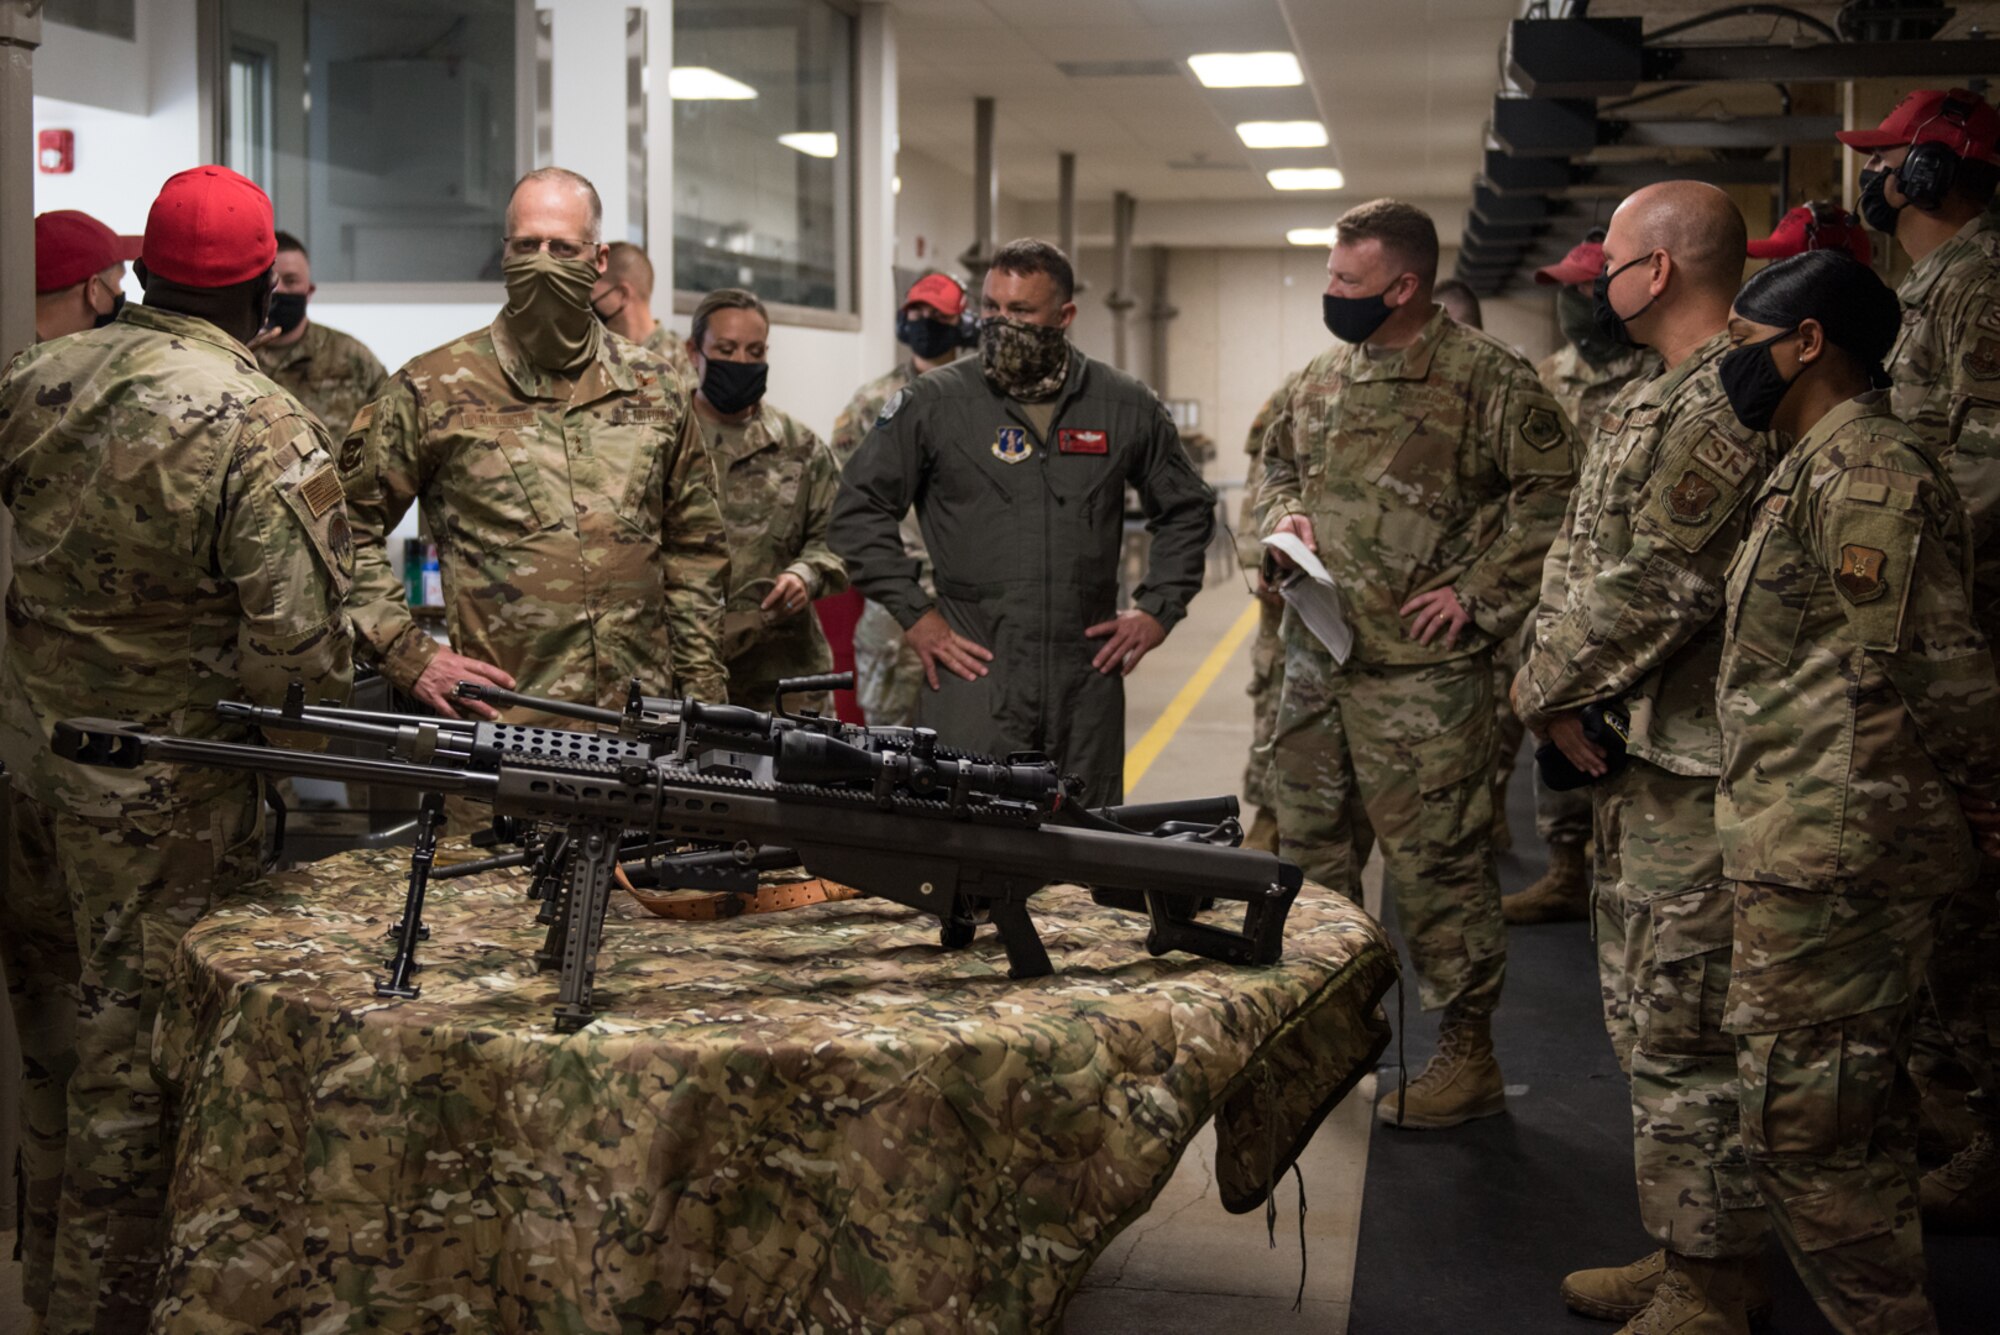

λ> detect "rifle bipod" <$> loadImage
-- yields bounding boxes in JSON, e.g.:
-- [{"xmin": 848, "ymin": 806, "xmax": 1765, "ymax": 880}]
[
  {"xmin": 378, "ymin": 792, "xmax": 445, "ymax": 998},
  {"xmin": 546, "ymin": 820, "xmax": 626, "ymax": 1032}
]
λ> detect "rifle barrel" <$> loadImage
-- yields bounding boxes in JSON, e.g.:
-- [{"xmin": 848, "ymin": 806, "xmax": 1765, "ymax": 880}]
[{"xmin": 457, "ymin": 682, "xmax": 629, "ymax": 728}]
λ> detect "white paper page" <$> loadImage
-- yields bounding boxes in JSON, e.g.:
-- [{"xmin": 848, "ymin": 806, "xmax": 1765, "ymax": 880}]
[{"xmin": 1260, "ymin": 532, "xmax": 1353, "ymax": 664}]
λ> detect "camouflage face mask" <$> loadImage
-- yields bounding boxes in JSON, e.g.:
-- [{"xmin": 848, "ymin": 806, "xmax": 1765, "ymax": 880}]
[
  {"xmin": 502, "ymin": 250, "xmax": 602, "ymax": 373},
  {"xmin": 979, "ymin": 315, "xmax": 1070, "ymax": 402}
]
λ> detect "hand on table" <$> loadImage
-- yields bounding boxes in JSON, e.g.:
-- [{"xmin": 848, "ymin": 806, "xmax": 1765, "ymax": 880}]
[{"xmin": 412, "ymin": 650, "xmax": 515, "ymax": 720}]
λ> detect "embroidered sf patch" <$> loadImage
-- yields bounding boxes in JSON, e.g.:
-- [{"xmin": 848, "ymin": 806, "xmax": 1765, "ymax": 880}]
[
  {"xmin": 1519, "ymin": 406, "xmax": 1562, "ymax": 452},
  {"xmin": 991, "ymin": 426, "xmax": 1033, "ymax": 464},
  {"xmin": 1836, "ymin": 544, "xmax": 1887, "ymax": 603},
  {"xmin": 299, "ymin": 464, "xmax": 344, "ymax": 518},
  {"xmin": 1058, "ymin": 428, "xmax": 1108, "ymax": 455},
  {"xmin": 1666, "ymin": 470, "xmax": 1720, "ymax": 525}
]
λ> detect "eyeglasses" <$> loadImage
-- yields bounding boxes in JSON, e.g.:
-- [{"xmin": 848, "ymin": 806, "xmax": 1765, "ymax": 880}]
[{"xmin": 504, "ymin": 236, "xmax": 594, "ymax": 260}]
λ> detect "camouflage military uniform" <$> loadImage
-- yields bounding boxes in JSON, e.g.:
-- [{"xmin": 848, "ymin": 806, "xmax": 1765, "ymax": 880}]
[
  {"xmin": 833, "ymin": 362, "xmax": 932, "ymax": 726},
  {"xmin": 1260, "ymin": 306, "xmax": 1575, "ymax": 1012},
  {"xmin": 1507, "ymin": 342, "xmax": 1665, "ymax": 846},
  {"xmin": 254, "ymin": 318, "xmax": 387, "ymax": 437},
  {"xmin": 341, "ymin": 318, "xmax": 730, "ymax": 716},
  {"xmin": 1238, "ymin": 373, "xmax": 1302, "ymax": 816},
  {"xmin": 0, "ymin": 303, "xmax": 355, "ymax": 1334},
  {"xmin": 1887, "ymin": 212, "xmax": 2000, "ymax": 1150},
  {"xmin": 705, "ymin": 401, "xmax": 849, "ymax": 715},
  {"xmin": 1519, "ymin": 332, "xmax": 1774, "ymax": 1259},
  {"xmin": 641, "ymin": 322, "xmax": 700, "ymax": 395},
  {"xmin": 1718, "ymin": 394, "xmax": 2000, "ymax": 1331}
]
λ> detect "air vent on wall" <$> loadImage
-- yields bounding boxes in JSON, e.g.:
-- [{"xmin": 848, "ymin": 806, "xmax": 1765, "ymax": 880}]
[{"xmin": 1055, "ymin": 59, "xmax": 1183, "ymax": 78}]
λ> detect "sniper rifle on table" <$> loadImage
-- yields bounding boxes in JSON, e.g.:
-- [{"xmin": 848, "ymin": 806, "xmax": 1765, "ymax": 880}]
[{"xmin": 52, "ymin": 676, "xmax": 1301, "ymax": 1030}]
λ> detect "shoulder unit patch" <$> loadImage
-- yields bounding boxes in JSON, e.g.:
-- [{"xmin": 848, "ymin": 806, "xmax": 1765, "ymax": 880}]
[
  {"xmin": 1835, "ymin": 543, "xmax": 1887, "ymax": 603},
  {"xmin": 1519, "ymin": 406, "xmax": 1563, "ymax": 452},
  {"xmin": 1666, "ymin": 470, "xmax": 1721, "ymax": 525}
]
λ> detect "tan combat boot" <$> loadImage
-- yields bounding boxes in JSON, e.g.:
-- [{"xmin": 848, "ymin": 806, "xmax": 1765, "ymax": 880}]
[
  {"xmin": 1563, "ymin": 1250, "xmax": 1772, "ymax": 1325},
  {"xmin": 1502, "ymin": 839, "xmax": 1590, "ymax": 925},
  {"xmin": 1242, "ymin": 806, "xmax": 1280, "ymax": 854},
  {"xmin": 1376, "ymin": 1014, "xmax": 1505, "ymax": 1129},
  {"xmin": 1922, "ymin": 1128, "xmax": 2000, "ymax": 1232},
  {"xmin": 1613, "ymin": 1253, "xmax": 1755, "ymax": 1335}
]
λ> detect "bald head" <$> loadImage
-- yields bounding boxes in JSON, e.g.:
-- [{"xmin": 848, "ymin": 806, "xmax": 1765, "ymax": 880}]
[
  {"xmin": 1608, "ymin": 181, "xmax": 1746, "ymax": 296},
  {"xmin": 506, "ymin": 167, "xmax": 603, "ymax": 245}
]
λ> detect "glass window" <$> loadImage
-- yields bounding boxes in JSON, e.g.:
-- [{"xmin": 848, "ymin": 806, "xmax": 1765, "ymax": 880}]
[
  {"xmin": 44, "ymin": 0, "xmax": 136, "ymax": 41},
  {"xmin": 672, "ymin": 0, "xmax": 855, "ymax": 312},
  {"xmin": 223, "ymin": 0, "xmax": 521, "ymax": 283}
]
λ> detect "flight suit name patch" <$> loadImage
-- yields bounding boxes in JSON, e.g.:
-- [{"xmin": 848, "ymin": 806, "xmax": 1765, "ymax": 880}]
[
  {"xmin": 992, "ymin": 427, "xmax": 1033, "ymax": 464},
  {"xmin": 1836, "ymin": 544, "xmax": 1887, "ymax": 603},
  {"xmin": 1058, "ymin": 428, "xmax": 1108, "ymax": 455},
  {"xmin": 1667, "ymin": 470, "xmax": 1720, "ymax": 525}
]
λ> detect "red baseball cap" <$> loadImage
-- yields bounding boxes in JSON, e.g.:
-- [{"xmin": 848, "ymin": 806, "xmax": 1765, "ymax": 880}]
[
  {"xmin": 1534, "ymin": 231, "xmax": 1607, "ymax": 287},
  {"xmin": 1748, "ymin": 203, "xmax": 1874, "ymax": 264},
  {"xmin": 142, "ymin": 165, "xmax": 277, "ymax": 288},
  {"xmin": 34, "ymin": 210, "xmax": 141, "ymax": 294},
  {"xmin": 1835, "ymin": 88, "xmax": 2000, "ymax": 166},
  {"xmin": 902, "ymin": 273, "xmax": 967, "ymax": 319}
]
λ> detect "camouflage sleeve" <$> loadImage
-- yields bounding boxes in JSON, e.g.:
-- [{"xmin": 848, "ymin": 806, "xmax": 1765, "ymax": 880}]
[
  {"xmin": 784, "ymin": 428, "xmax": 850, "ymax": 600},
  {"xmin": 829, "ymin": 393, "xmax": 931, "ymax": 629},
  {"xmin": 1131, "ymin": 398, "xmax": 1217, "ymax": 635},
  {"xmin": 661, "ymin": 410, "xmax": 731, "ymax": 702},
  {"xmin": 1943, "ymin": 282, "xmax": 2000, "ymax": 547},
  {"xmin": 1533, "ymin": 485, "xmax": 1583, "ymax": 647},
  {"xmin": 356, "ymin": 345, "xmax": 389, "ymax": 414},
  {"xmin": 1816, "ymin": 466, "xmax": 2000, "ymax": 800},
  {"xmin": 1453, "ymin": 361, "xmax": 1575, "ymax": 641},
  {"xmin": 218, "ymin": 400, "xmax": 356, "ymax": 734},
  {"xmin": 1520, "ymin": 413, "xmax": 1761, "ymax": 728},
  {"xmin": 829, "ymin": 386, "xmax": 873, "ymax": 467},
  {"xmin": 1255, "ymin": 389, "xmax": 1307, "ymax": 534},
  {"xmin": 337, "ymin": 373, "xmax": 439, "ymax": 693},
  {"xmin": 1236, "ymin": 373, "xmax": 1298, "ymax": 570}
]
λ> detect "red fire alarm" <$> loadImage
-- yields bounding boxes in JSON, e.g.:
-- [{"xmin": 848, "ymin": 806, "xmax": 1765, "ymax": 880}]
[{"xmin": 38, "ymin": 129, "xmax": 74, "ymax": 174}]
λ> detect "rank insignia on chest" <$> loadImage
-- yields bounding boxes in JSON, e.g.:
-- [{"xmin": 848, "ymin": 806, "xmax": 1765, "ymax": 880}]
[
  {"xmin": 1836, "ymin": 544, "xmax": 1887, "ymax": 603},
  {"xmin": 1666, "ymin": 470, "xmax": 1720, "ymax": 524},
  {"xmin": 992, "ymin": 426, "xmax": 1033, "ymax": 464},
  {"xmin": 1058, "ymin": 428, "xmax": 1108, "ymax": 455}
]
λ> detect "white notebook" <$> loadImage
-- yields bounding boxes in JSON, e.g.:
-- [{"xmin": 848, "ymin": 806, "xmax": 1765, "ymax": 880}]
[{"xmin": 1261, "ymin": 531, "xmax": 1354, "ymax": 665}]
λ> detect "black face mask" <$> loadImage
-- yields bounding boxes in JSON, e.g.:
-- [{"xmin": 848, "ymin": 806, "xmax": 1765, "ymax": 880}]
[
  {"xmin": 1857, "ymin": 166, "xmax": 1905, "ymax": 234},
  {"xmin": 1591, "ymin": 254, "xmax": 1658, "ymax": 350},
  {"xmin": 93, "ymin": 291, "xmax": 125, "ymax": 330},
  {"xmin": 1556, "ymin": 285, "xmax": 1622, "ymax": 369},
  {"xmin": 897, "ymin": 312, "xmax": 960, "ymax": 361},
  {"xmin": 266, "ymin": 291, "xmax": 308, "ymax": 336},
  {"xmin": 700, "ymin": 358, "xmax": 768, "ymax": 415},
  {"xmin": 1718, "ymin": 330, "xmax": 1799, "ymax": 433},
  {"xmin": 1322, "ymin": 288, "xmax": 1396, "ymax": 344},
  {"xmin": 592, "ymin": 293, "xmax": 626, "ymax": 326}
]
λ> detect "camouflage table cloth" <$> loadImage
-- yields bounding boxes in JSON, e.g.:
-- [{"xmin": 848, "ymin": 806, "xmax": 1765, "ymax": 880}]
[{"xmin": 152, "ymin": 843, "xmax": 1396, "ymax": 1334}]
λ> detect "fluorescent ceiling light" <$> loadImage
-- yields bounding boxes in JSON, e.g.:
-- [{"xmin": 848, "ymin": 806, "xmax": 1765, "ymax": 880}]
[
  {"xmin": 1287, "ymin": 227, "xmax": 1338, "ymax": 247},
  {"xmin": 669, "ymin": 66, "xmax": 757, "ymax": 100},
  {"xmin": 1188, "ymin": 51, "xmax": 1303, "ymax": 89},
  {"xmin": 1236, "ymin": 120, "xmax": 1328, "ymax": 149},
  {"xmin": 1268, "ymin": 167, "xmax": 1346, "ymax": 191},
  {"xmin": 780, "ymin": 132, "xmax": 840, "ymax": 159}
]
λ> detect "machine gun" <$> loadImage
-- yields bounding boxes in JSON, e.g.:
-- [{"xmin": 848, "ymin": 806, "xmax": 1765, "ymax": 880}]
[{"xmin": 53, "ymin": 681, "xmax": 1302, "ymax": 1031}]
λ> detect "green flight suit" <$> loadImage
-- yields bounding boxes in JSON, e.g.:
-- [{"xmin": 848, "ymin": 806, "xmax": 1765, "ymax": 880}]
[{"xmin": 829, "ymin": 351, "xmax": 1214, "ymax": 808}]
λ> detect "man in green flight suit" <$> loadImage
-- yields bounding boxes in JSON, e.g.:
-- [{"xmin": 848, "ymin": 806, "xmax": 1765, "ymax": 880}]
[{"xmin": 829, "ymin": 238, "xmax": 1215, "ymax": 808}]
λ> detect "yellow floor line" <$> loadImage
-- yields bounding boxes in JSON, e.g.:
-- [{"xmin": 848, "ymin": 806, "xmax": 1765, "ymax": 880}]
[{"xmin": 1124, "ymin": 598, "xmax": 1263, "ymax": 793}]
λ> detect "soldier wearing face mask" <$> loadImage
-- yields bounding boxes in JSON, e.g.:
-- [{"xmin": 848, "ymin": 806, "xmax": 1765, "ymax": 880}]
[
  {"xmin": 830, "ymin": 238, "xmax": 1214, "ymax": 807},
  {"xmin": 340, "ymin": 167, "xmax": 729, "ymax": 726},
  {"xmin": 590, "ymin": 240, "xmax": 699, "ymax": 394},
  {"xmin": 1261, "ymin": 197, "xmax": 1575, "ymax": 1132},
  {"xmin": 1836, "ymin": 87, "xmax": 2000, "ymax": 1232},
  {"xmin": 831, "ymin": 273, "xmax": 973, "ymax": 725},
  {"xmin": 249, "ymin": 230, "xmax": 387, "ymax": 436},
  {"xmin": 686, "ymin": 287, "xmax": 848, "ymax": 716},
  {"xmin": 30, "ymin": 209, "xmax": 140, "ymax": 343}
]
